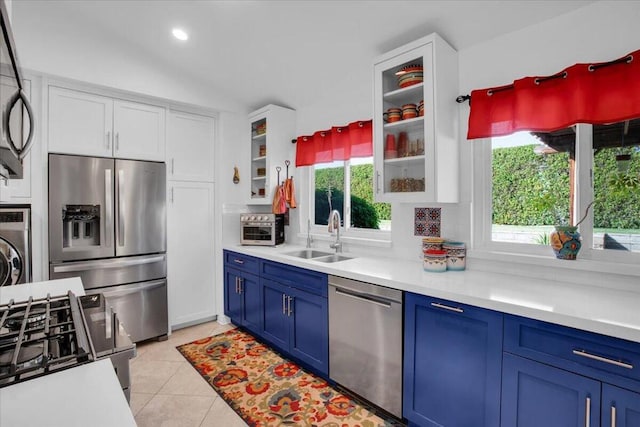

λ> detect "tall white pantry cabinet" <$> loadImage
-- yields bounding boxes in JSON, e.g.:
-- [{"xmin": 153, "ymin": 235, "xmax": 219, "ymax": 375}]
[{"xmin": 166, "ymin": 110, "xmax": 217, "ymax": 328}]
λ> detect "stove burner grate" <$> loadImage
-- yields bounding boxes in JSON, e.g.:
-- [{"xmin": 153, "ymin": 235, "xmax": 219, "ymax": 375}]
[{"xmin": 0, "ymin": 292, "xmax": 94, "ymax": 387}]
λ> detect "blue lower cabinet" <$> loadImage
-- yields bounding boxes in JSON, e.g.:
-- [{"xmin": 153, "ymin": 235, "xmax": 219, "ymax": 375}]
[
  {"xmin": 502, "ymin": 353, "xmax": 601, "ymax": 427},
  {"xmin": 403, "ymin": 292, "xmax": 503, "ymax": 427},
  {"xmin": 223, "ymin": 267, "xmax": 243, "ymax": 324},
  {"xmin": 288, "ymin": 285, "xmax": 328, "ymax": 374},
  {"xmin": 260, "ymin": 277, "xmax": 329, "ymax": 377},
  {"xmin": 223, "ymin": 266, "xmax": 261, "ymax": 335},
  {"xmin": 239, "ymin": 271, "xmax": 261, "ymax": 335},
  {"xmin": 603, "ymin": 384, "xmax": 640, "ymax": 427},
  {"xmin": 261, "ymin": 279, "xmax": 290, "ymax": 352}
]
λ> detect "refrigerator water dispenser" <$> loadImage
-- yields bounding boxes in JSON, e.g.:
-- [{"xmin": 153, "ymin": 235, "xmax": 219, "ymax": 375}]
[{"xmin": 62, "ymin": 205, "xmax": 101, "ymax": 248}]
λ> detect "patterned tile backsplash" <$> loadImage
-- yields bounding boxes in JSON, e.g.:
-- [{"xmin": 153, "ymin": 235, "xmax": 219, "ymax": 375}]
[{"xmin": 414, "ymin": 207, "xmax": 441, "ymax": 237}]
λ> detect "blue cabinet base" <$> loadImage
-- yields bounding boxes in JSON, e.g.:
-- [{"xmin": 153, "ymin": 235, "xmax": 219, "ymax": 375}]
[{"xmin": 403, "ymin": 293, "xmax": 503, "ymax": 427}]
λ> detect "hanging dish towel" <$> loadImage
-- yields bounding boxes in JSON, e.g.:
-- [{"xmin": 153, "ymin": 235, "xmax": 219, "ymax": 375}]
[
  {"xmin": 272, "ymin": 183, "xmax": 287, "ymax": 214},
  {"xmin": 284, "ymin": 176, "xmax": 297, "ymax": 208}
]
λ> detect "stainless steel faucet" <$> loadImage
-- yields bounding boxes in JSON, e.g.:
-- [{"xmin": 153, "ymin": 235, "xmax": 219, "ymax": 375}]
[
  {"xmin": 328, "ymin": 210, "xmax": 342, "ymax": 253},
  {"xmin": 306, "ymin": 219, "xmax": 313, "ymax": 248}
]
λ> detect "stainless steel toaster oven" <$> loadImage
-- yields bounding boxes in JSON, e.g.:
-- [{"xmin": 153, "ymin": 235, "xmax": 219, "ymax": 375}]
[{"xmin": 240, "ymin": 213, "xmax": 284, "ymax": 246}]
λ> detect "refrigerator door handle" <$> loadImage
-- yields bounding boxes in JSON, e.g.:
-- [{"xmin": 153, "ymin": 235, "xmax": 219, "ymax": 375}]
[
  {"xmin": 117, "ymin": 169, "xmax": 125, "ymax": 247},
  {"xmin": 51, "ymin": 255, "xmax": 166, "ymax": 273},
  {"xmin": 101, "ymin": 279, "xmax": 166, "ymax": 299},
  {"xmin": 105, "ymin": 169, "xmax": 113, "ymax": 248}
]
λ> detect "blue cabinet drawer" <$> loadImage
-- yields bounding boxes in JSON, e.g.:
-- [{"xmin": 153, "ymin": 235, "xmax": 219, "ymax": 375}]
[
  {"xmin": 224, "ymin": 250, "xmax": 260, "ymax": 275},
  {"xmin": 504, "ymin": 315, "xmax": 640, "ymax": 385},
  {"xmin": 260, "ymin": 260, "xmax": 328, "ymax": 297}
]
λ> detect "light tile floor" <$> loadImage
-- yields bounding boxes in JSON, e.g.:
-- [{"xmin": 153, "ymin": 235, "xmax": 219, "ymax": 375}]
[{"xmin": 131, "ymin": 321, "xmax": 247, "ymax": 427}]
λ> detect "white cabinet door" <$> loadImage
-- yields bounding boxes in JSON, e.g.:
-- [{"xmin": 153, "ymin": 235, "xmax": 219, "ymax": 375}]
[
  {"xmin": 48, "ymin": 86, "xmax": 113, "ymax": 157},
  {"xmin": 373, "ymin": 33, "xmax": 458, "ymax": 203},
  {"xmin": 113, "ymin": 100, "xmax": 165, "ymax": 161},
  {"xmin": 167, "ymin": 181, "xmax": 216, "ymax": 327},
  {"xmin": 167, "ymin": 111, "xmax": 215, "ymax": 182}
]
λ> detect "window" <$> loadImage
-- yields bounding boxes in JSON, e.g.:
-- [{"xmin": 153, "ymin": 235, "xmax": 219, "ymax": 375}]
[
  {"xmin": 475, "ymin": 120, "xmax": 640, "ymax": 260},
  {"xmin": 312, "ymin": 156, "xmax": 391, "ymax": 232},
  {"xmin": 591, "ymin": 120, "xmax": 640, "ymax": 254},
  {"xmin": 491, "ymin": 129, "xmax": 574, "ymax": 245}
]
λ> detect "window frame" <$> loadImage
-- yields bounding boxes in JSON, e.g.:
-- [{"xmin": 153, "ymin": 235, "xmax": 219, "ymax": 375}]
[
  {"xmin": 301, "ymin": 158, "xmax": 391, "ymax": 244},
  {"xmin": 472, "ymin": 123, "xmax": 640, "ymax": 265}
]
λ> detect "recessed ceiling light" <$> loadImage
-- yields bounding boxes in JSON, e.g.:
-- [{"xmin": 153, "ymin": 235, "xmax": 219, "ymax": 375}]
[{"xmin": 172, "ymin": 28, "xmax": 188, "ymax": 41}]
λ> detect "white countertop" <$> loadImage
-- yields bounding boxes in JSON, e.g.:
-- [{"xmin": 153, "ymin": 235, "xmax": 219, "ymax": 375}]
[
  {"xmin": 0, "ymin": 359, "xmax": 136, "ymax": 427},
  {"xmin": 0, "ymin": 278, "xmax": 135, "ymax": 426},
  {"xmin": 0, "ymin": 277, "xmax": 85, "ymax": 304},
  {"xmin": 225, "ymin": 244, "xmax": 640, "ymax": 344}
]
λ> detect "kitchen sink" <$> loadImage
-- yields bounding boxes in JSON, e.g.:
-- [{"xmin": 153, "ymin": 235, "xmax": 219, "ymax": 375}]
[
  {"xmin": 283, "ymin": 249, "xmax": 334, "ymax": 259},
  {"xmin": 313, "ymin": 254, "xmax": 354, "ymax": 263}
]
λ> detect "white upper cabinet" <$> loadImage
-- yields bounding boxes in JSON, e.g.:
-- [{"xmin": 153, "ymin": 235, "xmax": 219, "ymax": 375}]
[
  {"xmin": 113, "ymin": 100, "xmax": 165, "ymax": 161},
  {"xmin": 48, "ymin": 86, "xmax": 113, "ymax": 157},
  {"xmin": 167, "ymin": 111, "xmax": 215, "ymax": 182},
  {"xmin": 48, "ymin": 86, "xmax": 166, "ymax": 161},
  {"xmin": 247, "ymin": 104, "xmax": 296, "ymax": 205},
  {"xmin": 373, "ymin": 33, "xmax": 459, "ymax": 203}
]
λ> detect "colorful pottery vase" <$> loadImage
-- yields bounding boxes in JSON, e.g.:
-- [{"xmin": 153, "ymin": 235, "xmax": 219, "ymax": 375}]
[{"xmin": 550, "ymin": 226, "xmax": 582, "ymax": 260}]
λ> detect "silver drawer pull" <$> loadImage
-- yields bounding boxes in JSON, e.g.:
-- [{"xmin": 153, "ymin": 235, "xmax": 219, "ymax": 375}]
[
  {"xmin": 572, "ymin": 349, "xmax": 633, "ymax": 369},
  {"xmin": 234, "ymin": 259, "xmax": 245, "ymax": 265},
  {"xmin": 430, "ymin": 302, "xmax": 464, "ymax": 313}
]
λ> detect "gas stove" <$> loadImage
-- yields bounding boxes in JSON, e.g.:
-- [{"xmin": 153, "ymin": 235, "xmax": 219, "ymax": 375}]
[{"xmin": 0, "ymin": 291, "xmax": 94, "ymax": 387}]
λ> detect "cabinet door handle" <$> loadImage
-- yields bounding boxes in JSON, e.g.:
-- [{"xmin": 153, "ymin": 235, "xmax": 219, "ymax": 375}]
[
  {"xmin": 287, "ymin": 296, "xmax": 294, "ymax": 316},
  {"xmin": 235, "ymin": 277, "xmax": 239, "ymax": 293},
  {"xmin": 170, "ymin": 188, "xmax": 174, "ymax": 203},
  {"xmin": 115, "ymin": 132, "xmax": 120, "ymax": 151},
  {"xmin": 585, "ymin": 396, "xmax": 591, "ymax": 427},
  {"xmin": 171, "ymin": 158, "xmax": 175, "ymax": 175},
  {"xmin": 572, "ymin": 349, "xmax": 633, "ymax": 369},
  {"xmin": 611, "ymin": 405, "xmax": 616, "ymax": 427},
  {"xmin": 234, "ymin": 259, "xmax": 245, "ymax": 265},
  {"xmin": 430, "ymin": 302, "xmax": 464, "ymax": 313},
  {"xmin": 282, "ymin": 294, "xmax": 287, "ymax": 314},
  {"xmin": 376, "ymin": 171, "xmax": 381, "ymax": 194},
  {"xmin": 106, "ymin": 131, "xmax": 111, "ymax": 150},
  {"xmin": 238, "ymin": 278, "xmax": 243, "ymax": 294}
]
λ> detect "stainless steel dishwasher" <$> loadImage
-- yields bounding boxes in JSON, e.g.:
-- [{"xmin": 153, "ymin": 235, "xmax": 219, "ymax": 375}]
[{"xmin": 328, "ymin": 275, "xmax": 403, "ymax": 418}]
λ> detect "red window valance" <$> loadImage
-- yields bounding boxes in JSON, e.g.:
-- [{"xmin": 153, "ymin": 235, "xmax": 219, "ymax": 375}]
[
  {"xmin": 295, "ymin": 119, "xmax": 373, "ymax": 167},
  {"xmin": 467, "ymin": 49, "xmax": 640, "ymax": 139}
]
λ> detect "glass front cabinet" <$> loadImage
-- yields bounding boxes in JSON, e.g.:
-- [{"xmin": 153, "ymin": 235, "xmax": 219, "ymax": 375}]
[
  {"xmin": 248, "ymin": 104, "xmax": 296, "ymax": 205},
  {"xmin": 373, "ymin": 33, "xmax": 459, "ymax": 203}
]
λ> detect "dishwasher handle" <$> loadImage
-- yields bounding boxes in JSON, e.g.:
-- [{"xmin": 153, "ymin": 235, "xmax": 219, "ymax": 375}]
[{"xmin": 333, "ymin": 286, "xmax": 393, "ymax": 308}]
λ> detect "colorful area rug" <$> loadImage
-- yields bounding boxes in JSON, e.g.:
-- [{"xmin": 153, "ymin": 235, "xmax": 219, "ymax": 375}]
[{"xmin": 177, "ymin": 328, "xmax": 403, "ymax": 427}]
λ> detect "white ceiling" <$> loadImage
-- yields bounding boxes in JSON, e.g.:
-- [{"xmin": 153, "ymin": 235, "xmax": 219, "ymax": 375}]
[{"xmin": 12, "ymin": 0, "xmax": 596, "ymax": 112}]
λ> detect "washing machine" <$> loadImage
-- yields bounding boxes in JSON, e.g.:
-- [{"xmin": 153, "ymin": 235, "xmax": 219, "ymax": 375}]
[{"xmin": 0, "ymin": 206, "xmax": 31, "ymax": 286}]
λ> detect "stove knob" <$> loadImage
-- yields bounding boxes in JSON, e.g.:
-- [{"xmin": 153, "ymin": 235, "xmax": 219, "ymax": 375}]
[
  {"xmin": 250, "ymin": 215, "xmax": 256, "ymax": 221},
  {"xmin": 259, "ymin": 215, "xmax": 267, "ymax": 221}
]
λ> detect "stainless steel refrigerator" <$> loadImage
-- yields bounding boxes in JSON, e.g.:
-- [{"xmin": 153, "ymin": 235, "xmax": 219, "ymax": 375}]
[{"xmin": 48, "ymin": 153, "xmax": 167, "ymax": 342}]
